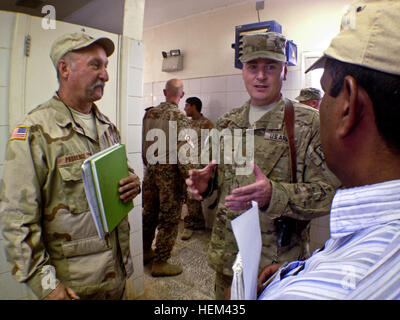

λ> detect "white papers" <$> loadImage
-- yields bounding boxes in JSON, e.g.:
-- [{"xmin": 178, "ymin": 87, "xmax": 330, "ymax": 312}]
[
  {"xmin": 231, "ymin": 201, "xmax": 262, "ymax": 300},
  {"xmin": 82, "ymin": 160, "xmax": 104, "ymax": 238},
  {"xmin": 81, "ymin": 143, "xmax": 119, "ymax": 238}
]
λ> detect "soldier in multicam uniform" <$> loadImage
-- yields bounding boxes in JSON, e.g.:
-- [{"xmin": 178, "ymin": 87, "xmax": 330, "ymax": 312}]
[
  {"xmin": 0, "ymin": 33, "xmax": 141, "ymax": 300},
  {"xmin": 295, "ymin": 87, "xmax": 322, "ymax": 110},
  {"xmin": 181, "ymin": 97, "xmax": 214, "ymax": 240},
  {"xmin": 142, "ymin": 79, "xmax": 194, "ymax": 277},
  {"xmin": 186, "ymin": 32, "xmax": 341, "ymax": 299}
]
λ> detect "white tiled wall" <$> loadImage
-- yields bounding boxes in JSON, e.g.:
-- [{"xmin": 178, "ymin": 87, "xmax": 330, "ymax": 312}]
[
  {"xmin": 125, "ymin": 39, "xmax": 145, "ymax": 298},
  {"xmin": 0, "ymin": 11, "xmax": 13, "ymax": 182},
  {"xmin": 0, "ymin": 11, "xmax": 31, "ymax": 300},
  {"xmin": 145, "ymin": 69, "xmax": 304, "ymax": 126},
  {"xmin": 144, "ymin": 70, "xmax": 330, "ymax": 252}
]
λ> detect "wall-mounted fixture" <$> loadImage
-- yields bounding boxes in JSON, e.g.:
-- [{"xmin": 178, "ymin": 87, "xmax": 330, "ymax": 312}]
[
  {"xmin": 256, "ymin": 0, "xmax": 264, "ymax": 22},
  {"xmin": 169, "ymin": 49, "xmax": 181, "ymax": 57},
  {"xmin": 231, "ymin": 20, "xmax": 298, "ymax": 69},
  {"xmin": 162, "ymin": 49, "xmax": 183, "ymax": 72}
]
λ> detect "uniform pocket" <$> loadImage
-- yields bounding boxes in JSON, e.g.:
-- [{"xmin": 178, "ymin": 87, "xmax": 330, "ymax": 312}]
[
  {"xmin": 58, "ymin": 161, "xmax": 89, "ymax": 214},
  {"xmin": 62, "ymin": 235, "xmax": 110, "ymax": 258},
  {"xmin": 61, "ymin": 236, "xmax": 115, "ymax": 287}
]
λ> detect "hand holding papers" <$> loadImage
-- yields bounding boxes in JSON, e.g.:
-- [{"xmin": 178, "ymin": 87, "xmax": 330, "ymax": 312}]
[{"xmin": 231, "ymin": 201, "xmax": 262, "ymax": 300}]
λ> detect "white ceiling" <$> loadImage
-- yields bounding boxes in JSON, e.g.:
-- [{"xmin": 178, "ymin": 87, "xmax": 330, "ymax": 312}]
[
  {"xmin": 0, "ymin": 0, "xmax": 253, "ymax": 34},
  {"xmin": 143, "ymin": 0, "xmax": 249, "ymax": 30}
]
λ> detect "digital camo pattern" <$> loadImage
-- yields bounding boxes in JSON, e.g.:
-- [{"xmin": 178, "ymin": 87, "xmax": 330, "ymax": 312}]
[
  {"xmin": 142, "ymin": 101, "xmax": 195, "ymax": 262},
  {"xmin": 142, "ymin": 101, "xmax": 193, "ymax": 167},
  {"xmin": 190, "ymin": 114, "xmax": 214, "ymax": 132},
  {"xmin": 0, "ymin": 95, "xmax": 134, "ymax": 299},
  {"xmin": 142, "ymin": 164, "xmax": 185, "ymax": 263},
  {"xmin": 296, "ymin": 87, "xmax": 322, "ymax": 101},
  {"xmin": 184, "ymin": 115, "xmax": 214, "ymax": 230},
  {"xmin": 205, "ymin": 98, "xmax": 341, "ymax": 283},
  {"xmin": 239, "ymin": 32, "xmax": 287, "ymax": 63}
]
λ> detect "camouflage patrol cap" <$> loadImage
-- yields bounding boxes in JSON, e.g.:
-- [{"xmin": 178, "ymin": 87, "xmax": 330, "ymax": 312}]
[
  {"xmin": 307, "ymin": 0, "xmax": 400, "ymax": 76},
  {"xmin": 296, "ymin": 87, "xmax": 322, "ymax": 102},
  {"xmin": 50, "ymin": 32, "xmax": 115, "ymax": 68},
  {"xmin": 239, "ymin": 32, "xmax": 287, "ymax": 63}
]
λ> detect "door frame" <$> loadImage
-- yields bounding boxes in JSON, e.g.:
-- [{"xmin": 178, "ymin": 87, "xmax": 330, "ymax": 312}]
[
  {"xmin": 8, "ymin": 13, "xmax": 30, "ymax": 133},
  {"xmin": 8, "ymin": 13, "xmax": 121, "ymax": 132},
  {"xmin": 301, "ymin": 51, "xmax": 324, "ymax": 91}
]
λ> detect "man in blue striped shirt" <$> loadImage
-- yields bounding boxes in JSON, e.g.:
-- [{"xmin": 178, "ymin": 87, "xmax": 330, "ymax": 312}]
[{"xmin": 258, "ymin": 0, "xmax": 400, "ymax": 300}]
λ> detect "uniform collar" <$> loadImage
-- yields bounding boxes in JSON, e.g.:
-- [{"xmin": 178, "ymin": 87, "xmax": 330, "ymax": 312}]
[
  {"xmin": 226, "ymin": 98, "xmax": 285, "ymax": 130},
  {"xmin": 192, "ymin": 114, "xmax": 206, "ymax": 121},
  {"xmin": 161, "ymin": 101, "xmax": 178, "ymax": 108},
  {"xmin": 253, "ymin": 98, "xmax": 285, "ymax": 130},
  {"xmin": 52, "ymin": 93, "xmax": 112, "ymax": 128}
]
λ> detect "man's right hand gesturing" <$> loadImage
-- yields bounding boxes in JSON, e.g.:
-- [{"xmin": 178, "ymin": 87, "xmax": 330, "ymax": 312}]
[{"xmin": 185, "ymin": 160, "xmax": 217, "ymax": 200}]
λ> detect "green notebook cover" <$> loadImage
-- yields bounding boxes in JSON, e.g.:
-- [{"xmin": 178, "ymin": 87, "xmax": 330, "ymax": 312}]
[{"xmin": 90, "ymin": 144, "xmax": 133, "ymax": 234}]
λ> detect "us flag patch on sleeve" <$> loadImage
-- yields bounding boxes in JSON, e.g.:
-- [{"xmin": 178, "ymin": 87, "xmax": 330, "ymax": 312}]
[{"xmin": 10, "ymin": 126, "xmax": 29, "ymax": 141}]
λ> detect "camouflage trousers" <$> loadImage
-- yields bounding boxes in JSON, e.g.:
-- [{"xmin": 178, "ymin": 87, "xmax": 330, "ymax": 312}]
[
  {"xmin": 183, "ymin": 188, "xmax": 205, "ymax": 230},
  {"xmin": 142, "ymin": 164, "xmax": 183, "ymax": 263},
  {"xmin": 215, "ymin": 272, "xmax": 233, "ymax": 300}
]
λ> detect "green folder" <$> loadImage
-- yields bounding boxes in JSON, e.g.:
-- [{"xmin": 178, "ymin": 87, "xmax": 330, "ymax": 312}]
[{"xmin": 82, "ymin": 144, "xmax": 133, "ymax": 237}]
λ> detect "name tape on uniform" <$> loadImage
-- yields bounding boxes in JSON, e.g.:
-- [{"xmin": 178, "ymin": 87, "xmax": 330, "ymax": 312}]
[{"xmin": 264, "ymin": 131, "xmax": 288, "ymax": 143}]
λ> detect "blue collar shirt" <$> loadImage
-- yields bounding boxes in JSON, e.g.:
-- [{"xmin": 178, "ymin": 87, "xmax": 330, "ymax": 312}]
[{"xmin": 258, "ymin": 179, "xmax": 400, "ymax": 300}]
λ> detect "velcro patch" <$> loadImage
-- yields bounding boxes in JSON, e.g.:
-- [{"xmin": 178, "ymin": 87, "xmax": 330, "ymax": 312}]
[{"xmin": 10, "ymin": 126, "xmax": 29, "ymax": 141}]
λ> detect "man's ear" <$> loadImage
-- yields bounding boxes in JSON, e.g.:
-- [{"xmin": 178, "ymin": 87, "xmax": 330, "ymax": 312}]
[
  {"xmin": 337, "ymin": 75, "xmax": 360, "ymax": 138},
  {"xmin": 282, "ymin": 63, "xmax": 288, "ymax": 81},
  {"xmin": 57, "ymin": 59, "xmax": 69, "ymax": 80}
]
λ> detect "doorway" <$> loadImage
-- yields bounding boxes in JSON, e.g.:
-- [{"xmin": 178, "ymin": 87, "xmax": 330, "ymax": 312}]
[{"xmin": 9, "ymin": 13, "xmax": 119, "ymax": 129}]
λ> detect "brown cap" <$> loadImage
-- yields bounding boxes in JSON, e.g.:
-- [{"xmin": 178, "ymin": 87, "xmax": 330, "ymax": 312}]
[
  {"xmin": 239, "ymin": 32, "xmax": 287, "ymax": 63},
  {"xmin": 50, "ymin": 32, "xmax": 114, "ymax": 68},
  {"xmin": 306, "ymin": 0, "xmax": 400, "ymax": 76}
]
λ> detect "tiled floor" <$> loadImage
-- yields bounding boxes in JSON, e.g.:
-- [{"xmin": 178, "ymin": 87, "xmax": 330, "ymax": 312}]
[{"xmin": 136, "ymin": 221, "xmax": 215, "ymax": 300}]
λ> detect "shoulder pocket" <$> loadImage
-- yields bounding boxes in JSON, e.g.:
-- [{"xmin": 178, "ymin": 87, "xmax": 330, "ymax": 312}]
[{"xmin": 307, "ymin": 145, "xmax": 324, "ymax": 167}]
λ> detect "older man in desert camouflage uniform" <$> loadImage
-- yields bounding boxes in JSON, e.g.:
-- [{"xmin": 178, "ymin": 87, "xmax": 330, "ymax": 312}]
[
  {"xmin": 142, "ymin": 79, "xmax": 194, "ymax": 277},
  {"xmin": 186, "ymin": 32, "xmax": 341, "ymax": 299},
  {"xmin": 0, "ymin": 33, "xmax": 141, "ymax": 300}
]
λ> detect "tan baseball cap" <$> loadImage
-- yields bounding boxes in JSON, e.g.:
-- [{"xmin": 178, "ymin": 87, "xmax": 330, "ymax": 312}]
[
  {"xmin": 306, "ymin": 0, "xmax": 400, "ymax": 76},
  {"xmin": 239, "ymin": 32, "xmax": 287, "ymax": 63},
  {"xmin": 50, "ymin": 32, "xmax": 115, "ymax": 68},
  {"xmin": 296, "ymin": 87, "xmax": 322, "ymax": 101}
]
